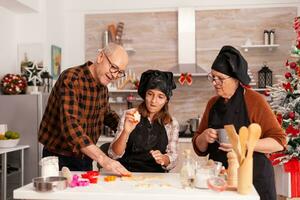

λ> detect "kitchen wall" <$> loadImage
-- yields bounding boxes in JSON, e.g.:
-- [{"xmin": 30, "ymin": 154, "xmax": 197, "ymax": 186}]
[
  {"xmin": 196, "ymin": 7, "xmax": 297, "ymax": 79},
  {"xmin": 1, "ymin": 0, "xmax": 300, "ymax": 122},
  {"xmin": 85, "ymin": 12, "xmax": 178, "ymax": 74},
  {"xmin": 84, "ymin": 7, "xmax": 297, "ymax": 123},
  {"xmin": 0, "ymin": 7, "xmax": 17, "ymax": 75}
]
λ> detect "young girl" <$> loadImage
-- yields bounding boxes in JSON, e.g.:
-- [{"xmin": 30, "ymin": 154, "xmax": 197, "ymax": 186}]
[{"xmin": 108, "ymin": 70, "xmax": 179, "ymax": 172}]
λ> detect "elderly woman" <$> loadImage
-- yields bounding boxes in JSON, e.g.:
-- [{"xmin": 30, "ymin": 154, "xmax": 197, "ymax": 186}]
[
  {"xmin": 108, "ymin": 70, "xmax": 179, "ymax": 172},
  {"xmin": 192, "ymin": 46, "xmax": 286, "ymax": 200}
]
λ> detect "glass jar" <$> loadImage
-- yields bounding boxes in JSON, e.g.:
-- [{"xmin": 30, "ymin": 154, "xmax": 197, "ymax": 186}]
[
  {"xmin": 180, "ymin": 149, "xmax": 195, "ymax": 189},
  {"xmin": 195, "ymin": 165, "xmax": 215, "ymax": 189},
  {"xmin": 40, "ymin": 156, "xmax": 59, "ymax": 177}
]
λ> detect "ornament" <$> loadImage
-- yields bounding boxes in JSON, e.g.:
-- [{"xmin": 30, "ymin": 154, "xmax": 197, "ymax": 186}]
[
  {"xmin": 290, "ymin": 62, "xmax": 297, "ymax": 69},
  {"xmin": 289, "ymin": 112, "xmax": 296, "ymax": 120},
  {"xmin": 264, "ymin": 89, "xmax": 270, "ymax": 96},
  {"xmin": 0, "ymin": 74, "xmax": 27, "ymax": 95},
  {"xmin": 25, "ymin": 62, "xmax": 43, "ymax": 85},
  {"xmin": 178, "ymin": 73, "xmax": 193, "ymax": 86},
  {"xmin": 283, "ymin": 82, "xmax": 293, "ymax": 92},
  {"xmin": 285, "ymin": 72, "xmax": 292, "ymax": 79},
  {"xmin": 286, "ymin": 125, "xmax": 299, "ymax": 137},
  {"xmin": 295, "ymin": 102, "xmax": 300, "ymax": 115}
]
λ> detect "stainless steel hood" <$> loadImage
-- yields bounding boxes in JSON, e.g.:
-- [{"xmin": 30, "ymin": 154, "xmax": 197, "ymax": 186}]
[
  {"xmin": 169, "ymin": 64, "xmax": 208, "ymax": 76},
  {"xmin": 172, "ymin": 7, "xmax": 208, "ymax": 76}
]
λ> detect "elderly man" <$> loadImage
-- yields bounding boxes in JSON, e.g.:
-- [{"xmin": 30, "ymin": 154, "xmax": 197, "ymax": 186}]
[{"xmin": 39, "ymin": 43, "xmax": 130, "ymax": 175}]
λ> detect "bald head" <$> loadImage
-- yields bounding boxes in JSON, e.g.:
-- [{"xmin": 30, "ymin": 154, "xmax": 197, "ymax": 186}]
[{"xmin": 102, "ymin": 43, "xmax": 128, "ymax": 70}]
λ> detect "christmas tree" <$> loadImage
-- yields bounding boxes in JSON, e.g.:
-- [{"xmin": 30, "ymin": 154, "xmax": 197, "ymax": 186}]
[{"xmin": 268, "ymin": 17, "xmax": 300, "ymax": 165}]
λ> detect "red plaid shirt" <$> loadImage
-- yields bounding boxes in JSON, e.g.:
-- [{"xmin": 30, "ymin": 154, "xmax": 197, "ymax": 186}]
[{"xmin": 38, "ymin": 61, "xmax": 119, "ymax": 157}]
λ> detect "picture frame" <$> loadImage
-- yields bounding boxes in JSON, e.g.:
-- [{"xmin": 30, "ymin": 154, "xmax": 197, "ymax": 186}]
[
  {"xmin": 51, "ymin": 45, "xmax": 62, "ymax": 80},
  {"xmin": 18, "ymin": 43, "xmax": 43, "ymax": 74}
]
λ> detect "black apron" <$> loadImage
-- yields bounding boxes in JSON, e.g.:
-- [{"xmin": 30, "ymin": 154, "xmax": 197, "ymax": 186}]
[
  {"xmin": 208, "ymin": 85, "xmax": 276, "ymax": 200},
  {"xmin": 118, "ymin": 117, "xmax": 168, "ymax": 172}
]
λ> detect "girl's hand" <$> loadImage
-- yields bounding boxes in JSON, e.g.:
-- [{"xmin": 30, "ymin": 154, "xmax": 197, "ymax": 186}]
[
  {"xmin": 123, "ymin": 109, "xmax": 140, "ymax": 134},
  {"xmin": 150, "ymin": 150, "xmax": 169, "ymax": 166}
]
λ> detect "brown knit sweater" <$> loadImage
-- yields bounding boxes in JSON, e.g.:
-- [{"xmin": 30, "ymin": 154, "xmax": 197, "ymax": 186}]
[{"xmin": 192, "ymin": 87, "xmax": 286, "ymax": 156}]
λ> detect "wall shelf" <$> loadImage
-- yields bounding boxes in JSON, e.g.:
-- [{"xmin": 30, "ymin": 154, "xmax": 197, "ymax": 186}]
[
  {"xmin": 252, "ymin": 88, "xmax": 268, "ymax": 91},
  {"xmin": 125, "ymin": 47, "xmax": 136, "ymax": 55},
  {"xmin": 108, "ymin": 89, "xmax": 137, "ymax": 93},
  {"xmin": 241, "ymin": 44, "xmax": 279, "ymax": 52}
]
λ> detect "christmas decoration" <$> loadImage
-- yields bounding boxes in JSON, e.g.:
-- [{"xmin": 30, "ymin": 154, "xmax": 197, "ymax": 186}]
[
  {"xmin": 0, "ymin": 74, "xmax": 27, "ymax": 95},
  {"xmin": 24, "ymin": 62, "xmax": 43, "ymax": 86},
  {"xmin": 268, "ymin": 17, "xmax": 300, "ymax": 165},
  {"xmin": 269, "ymin": 17, "xmax": 300, "ymax": 198},
  {"xmin": 178, "ymin": 73, "xmax": 193, "ymax": 86}
]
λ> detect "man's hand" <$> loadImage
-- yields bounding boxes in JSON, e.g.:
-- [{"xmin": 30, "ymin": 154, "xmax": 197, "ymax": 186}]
[
  {"xmin": 99, "ymin": 156, "xmax": 131, "ymax": 176},
  {"xmin": 81, "ymin": 144, "xmax": 131, "ymax": 176}
]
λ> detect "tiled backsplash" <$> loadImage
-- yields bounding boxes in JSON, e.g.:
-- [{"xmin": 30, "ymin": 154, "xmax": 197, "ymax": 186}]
[{"xmin": 86, "ymin": 7, "xmax": 297, "ymax": 122}]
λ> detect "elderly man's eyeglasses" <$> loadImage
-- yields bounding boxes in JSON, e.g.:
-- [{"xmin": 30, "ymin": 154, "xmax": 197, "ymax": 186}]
[
  {"xmin": 207, "ymin": 73, "xmax": 231, "ymax": 85},
  {"xmin": 103, "ymin": 53, "xmax": 126, "ymax": 78}
]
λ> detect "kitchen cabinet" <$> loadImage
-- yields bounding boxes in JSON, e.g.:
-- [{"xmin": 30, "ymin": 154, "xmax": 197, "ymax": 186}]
[{"xmin": 0, "ymin": 94, "xmax": 49, "ymax": 185}]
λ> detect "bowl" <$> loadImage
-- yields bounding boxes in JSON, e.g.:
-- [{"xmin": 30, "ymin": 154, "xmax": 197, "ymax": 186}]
[
  {"xmin": 0, "ymin": 138, "xmax": 20, "ymax": 148},
  {"xmin": 33, "ymin": 176, "xmax": 67, "ymax": 192}
]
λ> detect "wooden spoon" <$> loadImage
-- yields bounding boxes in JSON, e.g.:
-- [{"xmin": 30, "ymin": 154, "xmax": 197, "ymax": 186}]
[
  {"xmin": 224, "ymin": 124, "xmax": 242, "ymax": 164},
  {"xmin": 239, "ymin": 126, "xmax": 249, "ymax": 163},
  {"xmin": 246, "ymin": 123, "xmax": 262, "ymax": 159}
]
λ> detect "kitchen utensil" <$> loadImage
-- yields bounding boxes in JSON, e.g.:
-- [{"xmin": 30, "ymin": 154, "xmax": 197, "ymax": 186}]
[
  {"xmin": 246, "ymin": 123, "xmax": 261, "ymax": 159},
  {"xmin": 179, "ymin": 123, "xmax": 188, "ymax": 133},
  {"xmin": 39, "ymin": 156, "xmax": 59, "ymax": 177},
  {"xmin": 216, "ymin": 129, "xmax": 229, "ymax": 144},
  {"xmin": 224, "ymin": 125, "xmax": 242, "ymax": 164},
  {"xmin": 0, "ymin": 138, "xmax": 20, "ymax": 148},
  {"xmin": 187, "ymin": 118, "xmax": 199, "ymax": 133},
  {"xmin": 195, "ymin": 165, "xmax": 214, "ymax": 189},
  {"xmin": 237, "ymin": 157, "xmax": 253, "ymax": 194},
  {"xmin": 227, "ymin": 151, "xmax": 238, "ymax": 187},
  {"xmin": 33, "ymin": 176, "xmax": 67, "ymax": 192},
  {"xmin": 237, "ymin": 123, "xmax": 261, "ymax": 195},
  {"xmin": 239, "ymin": 126, "xmax": 249, "ymax": 162}
]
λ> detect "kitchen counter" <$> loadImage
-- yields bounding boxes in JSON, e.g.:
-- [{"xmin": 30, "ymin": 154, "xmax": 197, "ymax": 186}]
[
  {"xmin": 98, "ymin": 136, "xmax": 192, "ymax": 143},
  {"xmin": 14, "ymin": 172, "xmax": 259, "ymax": 200}
]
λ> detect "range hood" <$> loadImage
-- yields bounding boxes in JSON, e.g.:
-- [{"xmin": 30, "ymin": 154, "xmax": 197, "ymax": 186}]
[
  {"xmin": 171, "ymin": 7, "xmax": 208, "ymax": 76},
  {"xmin": 169, "ymin": 64, "xmax": 208, "ymax": 76}
]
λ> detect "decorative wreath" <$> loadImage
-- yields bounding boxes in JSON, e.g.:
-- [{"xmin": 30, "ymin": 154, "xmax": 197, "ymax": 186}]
[{"xmin": 1, "ymin": 74, "xmax": 27, "ymax": 95}]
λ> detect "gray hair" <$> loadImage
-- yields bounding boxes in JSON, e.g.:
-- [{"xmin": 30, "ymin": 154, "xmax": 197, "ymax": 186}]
[{"xmin": 99, "ymin": 43, "xmax": 121, "ymax": 56}]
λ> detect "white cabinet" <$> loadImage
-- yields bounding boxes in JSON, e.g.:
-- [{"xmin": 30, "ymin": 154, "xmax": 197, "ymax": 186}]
[{"xmin": 0, "ymin": 94, "xmax": 49, "ymax": 185}]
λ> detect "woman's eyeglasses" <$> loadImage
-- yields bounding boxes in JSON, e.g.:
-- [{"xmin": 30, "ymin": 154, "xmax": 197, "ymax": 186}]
[
  {"xmin": 103, "ymin": 53, "xmax": 126, "ymax": 78},
  {"xmin": 207, "ymin": 73, "xmax": 231, "ymax": 86}
]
